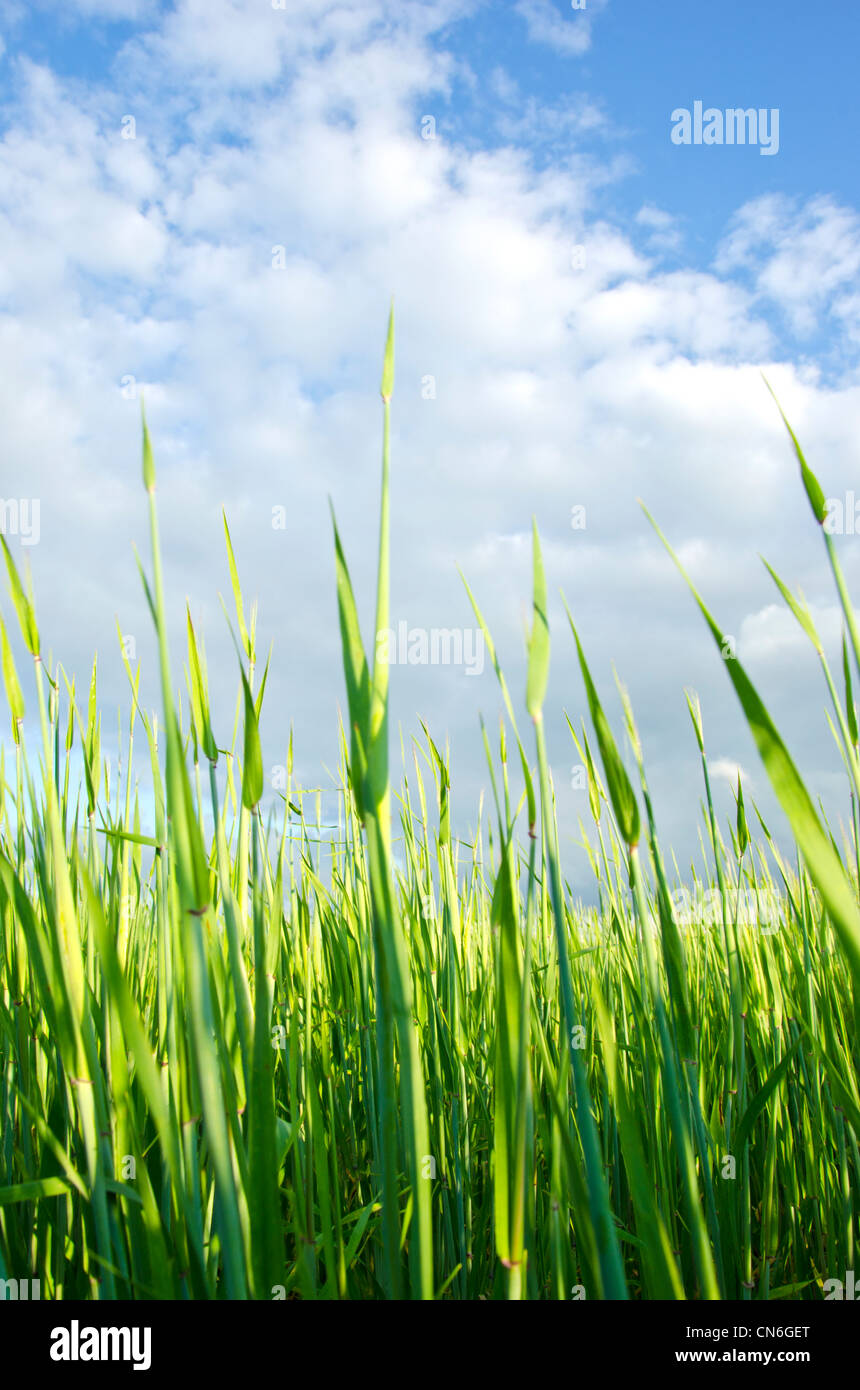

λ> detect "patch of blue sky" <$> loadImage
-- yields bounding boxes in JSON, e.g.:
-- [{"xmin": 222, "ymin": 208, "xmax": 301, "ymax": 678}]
[
  {"xmin": 431, "ymin": 0, "xmax": 860, "ymax": 272},
  {"xmin": 0, "ymin": 2, "xmax": 146, "ymax": 83}
]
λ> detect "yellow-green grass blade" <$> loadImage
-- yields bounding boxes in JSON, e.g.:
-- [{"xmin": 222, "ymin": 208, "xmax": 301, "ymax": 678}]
[{"xmin": 643, "ymin": 503, "xmax": 860, "ymax": 991}]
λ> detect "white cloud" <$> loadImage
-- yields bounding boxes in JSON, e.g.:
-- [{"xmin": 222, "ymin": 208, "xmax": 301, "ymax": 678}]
[
  {"xmin": 636, "ymin": 204, "xmax": 684, "ymax": 255},
  {"xmin": 716, "ymin": 194, "xmax": 860, "ymax": 340},
  {"xmin": 513, "ymin": 0, "xmax": 603, "ymax": 57},
  {"xmin": 739, "ymin": 600, "xmax": 841, "ymax": 663},
  {"xmin": 710, "ymin": 758, "xmax": 752, "ymax": 788}
]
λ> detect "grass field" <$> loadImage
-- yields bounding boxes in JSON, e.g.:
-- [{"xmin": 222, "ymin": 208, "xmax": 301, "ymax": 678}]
[{"xmin": 0, "ymin": 313, "xmax": 858, "ymax": 1300}]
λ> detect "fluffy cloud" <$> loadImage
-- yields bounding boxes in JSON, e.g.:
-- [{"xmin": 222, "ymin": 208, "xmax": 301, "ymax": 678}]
[
  {"xmin": 716, "ymin": 194, "xmax": 860, "ymax": 342},
  {"xmin": 513, "ymin": 0, "xmax": 604, "ymax": 57},
  {"xmin": 709, "ymin": 758, "xmax": 753, "ymax": 788}
]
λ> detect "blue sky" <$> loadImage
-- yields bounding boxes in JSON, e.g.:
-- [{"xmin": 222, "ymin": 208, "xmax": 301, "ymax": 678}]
[{"xmin": 0, "ymin": 0, "xmax": 858, "ymax": 877}]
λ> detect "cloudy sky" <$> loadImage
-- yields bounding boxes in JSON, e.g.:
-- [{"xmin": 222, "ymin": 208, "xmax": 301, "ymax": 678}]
[{"xmin": 0, "ymin": 0, "xmax": 859, "ymax": 885}]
